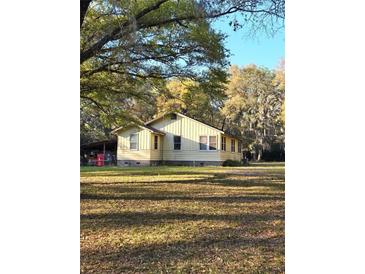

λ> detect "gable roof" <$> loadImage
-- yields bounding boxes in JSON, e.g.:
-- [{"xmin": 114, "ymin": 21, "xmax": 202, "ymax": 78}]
[
  {"xmin": 112, "ymin": 112, "xmax": 241, "ymax": 140},
  {"xmin": 146, "ymin": 112, "xmax": 242, "ymax": 140},
  {"xmin": 145, "ymin": 112, "xmax": 225, "ymax": 134},
  {"xmin": 143, "ymin": 125, "xmax": 166, "ymax": 135},
  {"xmin": 111, "ymin": 124, "xmax": 165, "ymax": 135}
]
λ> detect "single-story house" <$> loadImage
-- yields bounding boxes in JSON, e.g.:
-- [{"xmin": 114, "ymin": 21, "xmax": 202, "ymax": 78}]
[{"xmin": 112, "ymin": 112, "xmax": 242, "ymax": 166}]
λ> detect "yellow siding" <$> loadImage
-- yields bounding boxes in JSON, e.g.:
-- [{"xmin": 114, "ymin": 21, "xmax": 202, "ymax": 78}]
[
  {"xmin": 149, "ymin": 115, "xmax": 222, "ymax": 161},
  {"xmin": 219, "ymin": 135, "xmax": 242, "ymax": 161},
  {"xmin": 150, "ymin": 134, "xmax": 163, "ymax": 161},
  {"xmin": 116, "ymin": 115, "xmax": 242, "ymax": 164},
  {"xmin": 117, "ymin": 127, "xmax": 152, "ymax": 161}
]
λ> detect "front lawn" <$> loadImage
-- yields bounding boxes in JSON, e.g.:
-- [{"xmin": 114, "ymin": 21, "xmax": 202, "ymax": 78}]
[{"xmin": 80, "ymin": 163, "xmax": 285, "ymax": 273}]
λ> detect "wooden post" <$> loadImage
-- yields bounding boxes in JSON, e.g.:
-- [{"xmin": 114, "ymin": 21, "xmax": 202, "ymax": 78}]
[{"xmin": 103, "ymin": 142, "xmax": 106, "ymax": 165}]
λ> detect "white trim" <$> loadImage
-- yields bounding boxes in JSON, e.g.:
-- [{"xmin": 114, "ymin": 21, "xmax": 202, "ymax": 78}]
[
  {"xmin": 173, "ymin": 135, "xmax": 181, "ymax": 150},
  {"xmin": 209, "ymin": 135, "xmax": 217, "ymax": 151},
  {"xmin": 129, "ymin": 133, "xmax": 138, "ymax": 150},
  {"xmin": 238, "ymin": 141, "xmax": 242, "ymax": 153},
  {"xmin": 230, "ymin": 138, "xmax": 236, "ymax": 153},
  {"xmin": 221, "ymin": 136, "xmax": 227, "ymax": 151},
  {"xmin": 199, "ymin": 135, "xmax": 208, "ymax": 151},
  {"xmin": 199, "ymin": 135, "xmax": 217, "ymax": 151},
  {"xmin": 153, "ymin": 135, "xmax": 159, "ymax": 150}
]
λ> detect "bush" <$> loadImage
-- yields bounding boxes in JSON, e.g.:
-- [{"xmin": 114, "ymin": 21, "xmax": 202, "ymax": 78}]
[{"xmin": 222, "ymin": 159, "xmax": 243, "ymax": 167}]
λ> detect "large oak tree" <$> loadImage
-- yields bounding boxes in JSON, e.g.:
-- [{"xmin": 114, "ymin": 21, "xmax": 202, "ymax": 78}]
[{"xmin": 80, "ymin": 0, "xmax": 284, "ymax": 142}]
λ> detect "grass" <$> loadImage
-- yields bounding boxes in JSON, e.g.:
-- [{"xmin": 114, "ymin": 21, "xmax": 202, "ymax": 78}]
[{"xmin": 80, "ymin": 162, "xmax": 285, "ymax": 273}]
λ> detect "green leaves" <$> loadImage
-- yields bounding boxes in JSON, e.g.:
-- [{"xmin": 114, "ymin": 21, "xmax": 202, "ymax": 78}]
[
  {"xmin": 80, "ymin": 0, "xmax": 285, "ymax": 143},
  {"xmin": 80, "ymin": 0, "xmax": 230, "ymax": 139}
]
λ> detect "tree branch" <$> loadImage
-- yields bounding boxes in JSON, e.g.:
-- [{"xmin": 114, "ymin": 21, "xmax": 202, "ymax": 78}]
[
  {"xmin": 80, "ymin": 0, "xmax": 169, "ymax": 63},
  {"xmin": 81, "ymin": 95, "xmax": 109, "ymax": 114},
  {"xmin": 81, "ymin": 1, "xmax": 284, "ymax": 64}
]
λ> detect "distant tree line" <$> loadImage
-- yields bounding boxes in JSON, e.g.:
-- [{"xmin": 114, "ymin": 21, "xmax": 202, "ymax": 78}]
[{"xmin": 81, "ymin": 62, "xmax": 285, "ymax": 160}]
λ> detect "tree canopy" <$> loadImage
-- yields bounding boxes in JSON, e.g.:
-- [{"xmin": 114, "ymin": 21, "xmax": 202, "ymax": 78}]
[
  {"xmin": 80, "ymin": 0, "xmax": 285, "ymax": 149},
  {"xmin": 222, "ymin": 63, "xmax": 285, "ymax": 159}
]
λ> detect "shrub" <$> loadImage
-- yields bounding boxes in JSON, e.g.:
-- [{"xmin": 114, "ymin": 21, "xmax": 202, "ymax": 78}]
[{"xmin": 222, "ymin": 159, "xmax": 243, "ymax": 167}]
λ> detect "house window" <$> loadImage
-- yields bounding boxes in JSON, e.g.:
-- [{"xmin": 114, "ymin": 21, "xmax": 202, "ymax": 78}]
[
  {"xmin": 238, "ymin": 141, "xmax": 242, "ymax": 153},
  {"xmin": 130, "ymin": 133, "xmax": 138, "ymax": 150},
  {"xmin": 154, "ymin": 135, "xmax": 158, "ymax": 150},
  {"xmin": 199, "ymin": 136, "xmax": 208, "ymax": 150},
  {"xmin": 171, "ymin": 113, "xmax": 177, "ymax": 120},
  {"xmin": 173, "ymin": 135, "xmax": 181, "ymax": 150},
  {"xmin": 209, "ymin": 136, "xmax": 217, "ymax": 150},
  {"xmin": 231, "ymin": 139, "xmax": 235, "ymax": 152},
  {"xmin": 221, "ymin": 136, "xmax": 226, "ymax": 151},
  {"xmin": 200, "ymin": 136, "xmax": 217, "ymax": 151}
]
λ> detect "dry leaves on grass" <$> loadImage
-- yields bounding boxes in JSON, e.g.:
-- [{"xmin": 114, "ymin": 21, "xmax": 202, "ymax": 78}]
[{"xmin": 80, "ymin": 163, "xmax": 285, "ymax": 273}]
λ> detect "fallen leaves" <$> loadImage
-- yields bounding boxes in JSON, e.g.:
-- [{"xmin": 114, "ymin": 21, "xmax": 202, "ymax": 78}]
[{"xmin": 80, "ymin": 163, "xmax": 285, "ymax": 273}]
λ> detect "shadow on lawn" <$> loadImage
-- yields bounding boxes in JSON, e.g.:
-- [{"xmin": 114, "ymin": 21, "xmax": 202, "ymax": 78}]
[
  {"xmin": 80, "ymin": 167, "xmax": 285, "ymax": 272},
  {"xmin": 81, "ymin": 172, "xmax": 284, "ymax": 203},
  {"xmin": 80, "ymin": 177, "xmax": 212, "ymax": 186},
  {"xmin": 81, "ymin": 167, "xmax": 284, "ymax": 178},
  {"xmin": 208, "ymin": 175, "xmax": 284, "ymax": 190},
  {"xmin": 81, "ymin": 225, "xmax": 284, "ymax": 273},
  {"xmin": 81, "ymin": 211, "xmax": 283, "ymax": 229},
  {"xmin": 81, "ymin": 192, "xmax": 284, "ymax": 203},
  {"xmin": 81, "ymin": 172, "xmax": 284, "ymax": 190}
]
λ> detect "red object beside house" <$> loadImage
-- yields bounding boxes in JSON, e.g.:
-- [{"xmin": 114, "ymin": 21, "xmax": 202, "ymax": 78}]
[{"xmin": 96, "ymin": 154, "xmax": 104, "ymax": 166}]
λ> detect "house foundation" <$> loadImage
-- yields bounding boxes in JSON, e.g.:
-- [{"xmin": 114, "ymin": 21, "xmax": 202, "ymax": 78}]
[{"xmin": 117, "ymin": 160, "xmax": 223, "ymax": 167}]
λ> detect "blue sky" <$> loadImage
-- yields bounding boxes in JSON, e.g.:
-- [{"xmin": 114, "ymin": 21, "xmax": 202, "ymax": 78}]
[{"xmin": 213, "ymin": 18, "xmax": 285, "ymax": 69}]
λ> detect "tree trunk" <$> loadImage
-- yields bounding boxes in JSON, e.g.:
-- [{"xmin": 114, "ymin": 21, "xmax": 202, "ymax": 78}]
[
  {"xmin": 257, "ymin": 149, "xmax": 262, "ymax": 161},
  {"xmin": 221, "ymin": 118, "xmax": 226, "ymax": 130},
  {"xmin": 80, "ymin": 0, "xmax": 92, "ymax": 27}
]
